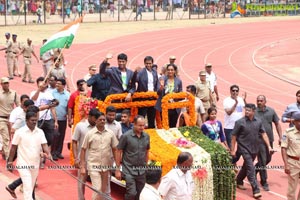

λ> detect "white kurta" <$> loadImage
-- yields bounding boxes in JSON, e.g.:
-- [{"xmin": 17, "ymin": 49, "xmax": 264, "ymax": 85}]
[
  {"xmin": 12, "ymin": 125, "xmax": 47, "ymax": 200},
  {"xmin": 158, "ymin": 168, "xmax": 194, "ymax": 200}
]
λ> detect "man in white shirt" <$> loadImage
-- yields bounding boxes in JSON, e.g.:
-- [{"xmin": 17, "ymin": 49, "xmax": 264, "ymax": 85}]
[
  {"xmin": 30, "ymin": 76, "xmax": 58, "ymax": 168},
  {"xmin": 223, "ymin": 84, "xmax": 247, "ymax": 149},
  {"xmin": 158, "ymin": 152, "xmax": 194, "ymax": 200},
  {"xmin": 7, "ymin": 111, "xmax": 51, "ymax": 200},
  {"xmin": 72, "ymin": 108, "xmax": 98, "ymax": 200},
  {"xmin": 9, "ymin": 94, "xmax": 30, "ymax": 130},
  {"xmin": 140, "ymin": 168, "xmax": 162, "ymax": 200},
  {"xmin": 135, "ymin": 56, "xmax": 159, "ymax": 128},
  {"xmin": 205, "ymin": 63, "xmax": 219, "ymax": 106}
]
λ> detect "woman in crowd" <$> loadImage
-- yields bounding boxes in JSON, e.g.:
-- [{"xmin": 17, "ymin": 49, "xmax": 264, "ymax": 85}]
[
  {"xmin": 201, "ymin": 107, "xmax": 229, "ymax": 150},
  {"xmin": 155, "ymin": 64, "xmax": 182, "ymax": 128}
]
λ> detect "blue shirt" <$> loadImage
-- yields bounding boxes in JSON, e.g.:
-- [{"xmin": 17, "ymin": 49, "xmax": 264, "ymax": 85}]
[
  {"xmin": 121, "ymin": 122, "xmax": 133, "ymax": 134},
  {"xmin": 52, "ymin": 89, "xmax": 70, "ymax": 121},
  {"xmin": 282, "ymin": 102, "xmax": 300, "ymax": 127}
]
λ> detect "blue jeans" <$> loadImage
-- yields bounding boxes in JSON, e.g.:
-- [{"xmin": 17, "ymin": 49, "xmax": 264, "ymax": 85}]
[{"xmin": 224, "ymin": 128, "xmax": 233, "ymax": 149}]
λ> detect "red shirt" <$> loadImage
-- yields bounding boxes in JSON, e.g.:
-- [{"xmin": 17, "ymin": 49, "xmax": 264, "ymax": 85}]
[{"xmin": 68, "ymin": 90, "xmax": 91, "ymax": 110}]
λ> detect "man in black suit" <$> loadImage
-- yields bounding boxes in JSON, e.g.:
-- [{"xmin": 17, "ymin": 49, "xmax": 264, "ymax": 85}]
[
  {"xmin": 100, "ymin": 53, "xmax": 135, "ymax": 102},
  {"xmin": 135, "ymin": 56, "xmax": 159, "ymax": 128}
]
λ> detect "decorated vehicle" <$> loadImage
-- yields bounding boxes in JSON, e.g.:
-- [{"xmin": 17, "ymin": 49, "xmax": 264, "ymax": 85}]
[{"xmin": 71, "ymin": 91, "xmax": 235, "ymax": 200}]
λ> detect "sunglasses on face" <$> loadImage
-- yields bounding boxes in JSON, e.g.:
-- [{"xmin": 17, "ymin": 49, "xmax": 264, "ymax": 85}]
[{"xmin": 231, "ymin": 89, "xmax": 239, "ymax": 92}]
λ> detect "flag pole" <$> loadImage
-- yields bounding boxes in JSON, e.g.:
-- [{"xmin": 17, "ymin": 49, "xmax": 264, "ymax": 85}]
[{"xmin": 44, "ymin": 42, "xmax": 68, "ymax": 82}]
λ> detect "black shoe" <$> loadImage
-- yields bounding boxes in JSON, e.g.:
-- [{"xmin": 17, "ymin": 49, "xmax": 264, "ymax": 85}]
[
  {"xmin": 52, "ymin": 155, "xmax": 58, "ymax": 161},
  {"xmin": 8, "ymin": 77, "xmax": 13, "ymax": 80},
  {"xmin": 262, "ymin": 184, "xmax": 269, "ymax": 191},
  {"xmin": 57, "ymin": 154, "xmax": 64, "ymax": 159},
  {"xmin": 22, "ymin": 79, "xmax": 28, "ymax": 83}
]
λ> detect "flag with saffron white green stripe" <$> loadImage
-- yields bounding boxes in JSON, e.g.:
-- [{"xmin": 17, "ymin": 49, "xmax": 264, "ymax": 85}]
[{"xmin": 40, "ymin": 17, "xmax": 83, "ymax": 56}]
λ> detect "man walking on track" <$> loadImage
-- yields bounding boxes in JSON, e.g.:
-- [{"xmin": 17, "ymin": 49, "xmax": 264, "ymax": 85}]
[
  {"xmin": 7, "ymin": 111, "xmax": 51, "ymax": 200},
  {"xmin": 18, "ymin": 38, "xmax": 39, "ymax": 83}
]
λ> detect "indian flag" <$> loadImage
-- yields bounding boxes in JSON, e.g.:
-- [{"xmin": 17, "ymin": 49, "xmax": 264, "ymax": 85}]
[{"xmin": 40, "ymin": 17, "xmax": 83, "ymax": 56}]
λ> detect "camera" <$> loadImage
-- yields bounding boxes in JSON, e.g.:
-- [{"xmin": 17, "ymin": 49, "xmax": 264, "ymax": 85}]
[{"xmin": 47, "ymin": 99, "xmax": 59, "ymax": 107}]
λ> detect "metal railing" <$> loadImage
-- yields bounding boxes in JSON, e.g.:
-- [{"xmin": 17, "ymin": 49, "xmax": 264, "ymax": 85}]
[{"xmin": 0, "ymin": 0, "xmax": 299, "ymax": 25}]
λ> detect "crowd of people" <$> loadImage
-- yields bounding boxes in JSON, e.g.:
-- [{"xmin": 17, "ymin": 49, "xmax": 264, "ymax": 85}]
[{"xmin": 1, "ymin": 38, "xmax": 300, "ymax": 200}]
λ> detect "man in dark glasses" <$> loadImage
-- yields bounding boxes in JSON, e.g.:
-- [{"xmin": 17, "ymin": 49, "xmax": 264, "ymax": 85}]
[{"xmin": 223, "ymin": 84, "xmax": 247, "ymax": 149}]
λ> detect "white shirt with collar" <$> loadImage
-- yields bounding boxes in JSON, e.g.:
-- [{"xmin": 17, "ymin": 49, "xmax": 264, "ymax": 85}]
[
  {"xmin": 9, "ymin": 106, "xmax": 23, "ymax": 123},
  {"xmin": 140, "ymin": 183, "xmax": 162, "ymax": 200},
  {"xmin": 146, "ymin": 69, "xmax": 154, "ymax": 91},
  {"xmin": 158, "ymin": 168, "xmax": 194, "ymax": 200},
  {"xmin": 30, "ymin": 90, "xmax": 54, "ymax": 121},
  {"xmin": 12, "ymin": 125, "xmax": 47, "ymax": 169},
  {"xmin": 105, "ymin": 120, "xmax": 122, "ymax": 140},
  {"xmin": 206, "ymin": 71, "xmax": 217, "ymax": 92}
]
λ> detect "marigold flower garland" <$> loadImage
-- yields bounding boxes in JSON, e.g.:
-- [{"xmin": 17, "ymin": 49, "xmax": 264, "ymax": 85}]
[
  {"xmin": 70, "ymin": 95, "xmax": 92, "ymax": 165},
  {"xmin": 161, "ymin": 92, "xmax": 196, "ymax": 129},
  {"xmin": 99, "ymin": 92, "xmax": 158, "ymax": 122},
  {"xmin": 144, "ymin": 129, "xmax": 180, "ymax": 176}
]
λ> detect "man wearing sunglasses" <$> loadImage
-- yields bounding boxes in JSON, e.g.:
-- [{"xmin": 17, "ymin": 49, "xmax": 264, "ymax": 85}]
[{"xmin": 223, "ymin": 84, "xmax": 247, "ymax": 149}]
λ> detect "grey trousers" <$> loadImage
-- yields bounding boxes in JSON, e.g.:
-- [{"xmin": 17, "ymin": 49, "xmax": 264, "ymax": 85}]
[
  {"xmin": 236, "ymin": 152, "xmax": 260, "ymax": 194},
  {"xmin": 124, "ymin": 173, "xmax": 146, "ymax": 200}
]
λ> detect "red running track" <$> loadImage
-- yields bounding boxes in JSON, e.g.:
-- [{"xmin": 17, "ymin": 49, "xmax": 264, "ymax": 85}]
[{"xmin": 1, "ymin": 19, "xmax": 300, "ymax": 200}]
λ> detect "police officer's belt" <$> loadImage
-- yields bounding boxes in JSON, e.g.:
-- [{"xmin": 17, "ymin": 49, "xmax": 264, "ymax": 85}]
[{"xmin": 288, "ymin": 155, "xmax": 300, "ymax": 161}]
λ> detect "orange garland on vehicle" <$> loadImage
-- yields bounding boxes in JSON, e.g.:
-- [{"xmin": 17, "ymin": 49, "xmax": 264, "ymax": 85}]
[
  {"xmin": 99, "ymin": 92, "xmax": 158, "ymax": 122},
  {"xmin": 70, "ymin": 92, "xmax": 195, "ymax": 165},
  {"xmin": 161, "ymin": 92, "xmax": 196, "ymax": 129}
]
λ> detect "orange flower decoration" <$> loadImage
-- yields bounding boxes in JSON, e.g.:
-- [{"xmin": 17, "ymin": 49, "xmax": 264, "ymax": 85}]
[
  {"xmin": 161, "ymin": 92, "xmax": 196, "ymax": 129},
  {"xmin": 145, "ymin": 129, "xmax": 180, "ymax": 176}
]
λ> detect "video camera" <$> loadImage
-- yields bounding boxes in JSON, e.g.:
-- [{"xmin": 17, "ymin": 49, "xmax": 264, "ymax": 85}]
[{"xmin": 47, "ymin": 99, "xmax": 59, "ymax": 108}]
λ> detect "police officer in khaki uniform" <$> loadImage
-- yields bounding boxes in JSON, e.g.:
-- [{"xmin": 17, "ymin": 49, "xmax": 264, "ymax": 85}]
[
  {"xmin": 0, "ymin": 77, "xmax": 20, "ymax": 160},
  {"xmin": 281, "ymin": 111, "xmax": 300, "ymax": 200},
  {"xmin": 11, "ymin": 34, "xmax": 22, "ymax": 77},
  {"xmin": 0, "ymin": 33, "xmax": 14, "ymax": 80},
  {"xmin": 18, "ymin": 38, "xmax": 39, "ymax": 83},
  {"xmin": 195, "ymin": 70, "xmax": 212, "ymax": 115}
]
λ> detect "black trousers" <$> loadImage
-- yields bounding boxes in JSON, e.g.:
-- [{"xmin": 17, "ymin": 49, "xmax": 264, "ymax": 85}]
[
  {"xmin": 236, "ymin": 152, "xmax": 260, "ymax": 194},
  {"xmin": 255, "ymin": 142, "xmax": 273, "ymax": 185},
  {"xmin": 8, "ymin": 178, "xmax": 35, "ymax": 199},
  {"xmin": 168, "ymin": 109, "xmax": 178, "ymax": 128},
  {"xmin": 38, "ymin": 119, "xmax": 54, "ymax": 146},
  {"xmin": 138, "ymin": 107, "xmax": 156, "ymax": 128},
  {"xmin": 51, "ymin": 120, "xmax": 67, "ymax": 156}
]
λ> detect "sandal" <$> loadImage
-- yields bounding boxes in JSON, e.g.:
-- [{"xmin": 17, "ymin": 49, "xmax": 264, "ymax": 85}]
[{"xmin": 5, "ymin": 186, "xmax": 17, "ymax": 198}]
